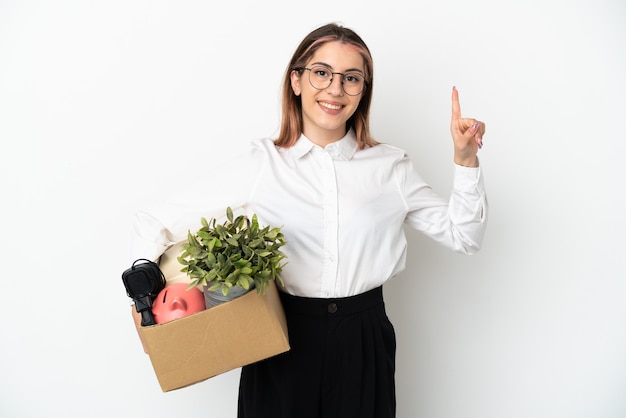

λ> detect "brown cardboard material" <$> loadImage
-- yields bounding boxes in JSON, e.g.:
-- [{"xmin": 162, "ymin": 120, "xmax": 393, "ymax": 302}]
[{"xmin": 139, "ymin": 279, "xmax": 290, "ymax": 392}]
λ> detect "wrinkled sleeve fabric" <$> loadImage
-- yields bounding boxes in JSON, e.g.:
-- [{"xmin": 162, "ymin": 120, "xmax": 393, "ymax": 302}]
[{"xmin": 398, "ymin": 155, "xmax": 488, "ymax": 255}]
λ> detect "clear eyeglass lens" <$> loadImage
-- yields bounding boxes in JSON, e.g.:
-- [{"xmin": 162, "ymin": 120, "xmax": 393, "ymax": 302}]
[{"xmin": 308, "ymin": 65, "xmax": 365, "ymax": 96}]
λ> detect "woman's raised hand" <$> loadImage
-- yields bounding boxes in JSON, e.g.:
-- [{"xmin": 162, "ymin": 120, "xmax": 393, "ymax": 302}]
[{"xmin": 450, "ymin": 86, "xmax": 485, "ymax": 167}]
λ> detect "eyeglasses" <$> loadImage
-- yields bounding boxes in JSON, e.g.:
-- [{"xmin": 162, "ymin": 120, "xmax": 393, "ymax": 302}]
[{"xmin": 301, "ymin": 65, "xmax": 366, "ymax": 96}]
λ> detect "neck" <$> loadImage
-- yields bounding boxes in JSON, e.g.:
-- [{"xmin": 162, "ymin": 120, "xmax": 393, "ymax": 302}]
[{"xmin": 304, "ymin": 127, "xmax": 347, "ymax": 148}]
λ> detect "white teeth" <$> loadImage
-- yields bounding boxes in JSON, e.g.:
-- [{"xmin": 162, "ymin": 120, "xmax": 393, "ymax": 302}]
[{"xmin": 320, "ymin": 102, "xmax": 341, "ymax": 110}]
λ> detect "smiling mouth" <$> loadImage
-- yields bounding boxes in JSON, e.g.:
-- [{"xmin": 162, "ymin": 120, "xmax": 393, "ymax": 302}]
[{"xmin": 319, "ymin": 101, "xmax": 342, "ymax": 111}]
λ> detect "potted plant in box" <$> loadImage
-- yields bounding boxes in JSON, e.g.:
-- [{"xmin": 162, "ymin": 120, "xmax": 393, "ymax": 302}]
[{"xmin": 177, "ymin": 207, "xmax": 287, "ymax": 307}]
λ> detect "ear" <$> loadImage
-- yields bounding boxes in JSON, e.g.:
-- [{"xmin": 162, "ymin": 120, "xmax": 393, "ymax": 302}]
[{"xmin": 290, "ymin": 70, "xmax": 301, "ymax": 96}]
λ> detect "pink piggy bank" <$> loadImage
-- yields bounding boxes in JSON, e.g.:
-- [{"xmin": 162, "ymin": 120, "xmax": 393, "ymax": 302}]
[{"xmin": 151, "ymin": 283, "xmax": 206, "ymax": 324}]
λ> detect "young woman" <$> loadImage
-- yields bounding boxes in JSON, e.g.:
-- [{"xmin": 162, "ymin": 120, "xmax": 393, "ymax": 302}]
[{"xmin": 129, "ymin": 23, "xmax": 487, "ymax": 418}]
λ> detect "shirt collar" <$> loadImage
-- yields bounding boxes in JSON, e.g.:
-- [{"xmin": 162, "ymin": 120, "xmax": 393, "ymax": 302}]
[{"xmin": 290, "ymin": 129, "xmax": 358, "ymax": 161}]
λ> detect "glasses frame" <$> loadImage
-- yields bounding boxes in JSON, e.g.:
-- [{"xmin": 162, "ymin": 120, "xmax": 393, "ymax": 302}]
[{"xmin": 301, "ymin": 66, "xmax": 367, "ymax": 96}]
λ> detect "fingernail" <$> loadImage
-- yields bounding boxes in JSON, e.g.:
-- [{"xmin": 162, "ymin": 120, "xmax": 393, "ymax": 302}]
[
  {"xmin": 478, "ymin": 140, "xmax": 483, "ymax": 149},
  {"xmin": 472, "ymin": 122, "xmax": 479, "ymax": 131}
]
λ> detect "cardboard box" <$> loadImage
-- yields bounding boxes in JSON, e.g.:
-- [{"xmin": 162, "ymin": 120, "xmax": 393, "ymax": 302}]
[
  {"xmin": 139, "ymin": 244, "xmax": 290, "ymax": 392},
  {"xmin": 140, "ymin": 280, "xmax": 290, "ymax": 391}
]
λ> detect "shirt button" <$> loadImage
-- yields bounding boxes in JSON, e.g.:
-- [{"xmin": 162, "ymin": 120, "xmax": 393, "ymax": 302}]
[{"xmin": 328, "ymin": 303, "xmax": 337, "ymax": 314}]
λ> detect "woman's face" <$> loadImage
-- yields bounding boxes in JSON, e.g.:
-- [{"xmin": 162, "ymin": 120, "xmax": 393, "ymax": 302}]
[{"xmin": 291, "ymin": 41, "xmax": 365, "ymax": 147}]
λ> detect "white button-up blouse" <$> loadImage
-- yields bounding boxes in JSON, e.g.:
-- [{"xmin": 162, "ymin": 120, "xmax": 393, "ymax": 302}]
[{"xmin": 129, "ymin": 130, "xmax": 488, "ymax": 298}]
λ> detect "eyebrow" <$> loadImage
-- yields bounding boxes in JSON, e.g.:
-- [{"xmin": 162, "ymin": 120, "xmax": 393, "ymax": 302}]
[{"xmin": 310, "ymin": 61, "xmax": 365, "ymax": 75}]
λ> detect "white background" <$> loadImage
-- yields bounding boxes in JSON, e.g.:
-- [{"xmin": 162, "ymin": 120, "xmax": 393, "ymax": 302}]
[{"xmin": 1, "ymin": 1, "xmax": 625, "ymax": 417}]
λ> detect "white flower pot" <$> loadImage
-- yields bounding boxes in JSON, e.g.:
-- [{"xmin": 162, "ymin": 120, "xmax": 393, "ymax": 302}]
[{"xmin": 203, "ymin": 284, "xmax": 254, "ymax": 308}]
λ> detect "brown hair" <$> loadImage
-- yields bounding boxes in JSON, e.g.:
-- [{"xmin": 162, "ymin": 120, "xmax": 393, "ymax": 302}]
[{"xmin": 274, "ymin": 23, "xmax": 377, "ymax": 149}]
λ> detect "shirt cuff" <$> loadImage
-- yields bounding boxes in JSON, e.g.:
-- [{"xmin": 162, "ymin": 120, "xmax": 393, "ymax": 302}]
[{"xmin": 453, "ymin": 162, "xmax": 482, "ymax": 193}]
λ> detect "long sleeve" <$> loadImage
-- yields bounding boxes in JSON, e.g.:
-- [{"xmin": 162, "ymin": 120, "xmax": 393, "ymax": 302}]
[{"xmin": 400, "ymin": 156, "xmax": 488, "ymax": 255}]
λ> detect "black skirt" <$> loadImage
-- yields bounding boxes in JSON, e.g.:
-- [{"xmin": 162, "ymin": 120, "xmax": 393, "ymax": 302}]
[{"xmin": 238, "ymin": 286, "xmax": 396, "ymax": 418}]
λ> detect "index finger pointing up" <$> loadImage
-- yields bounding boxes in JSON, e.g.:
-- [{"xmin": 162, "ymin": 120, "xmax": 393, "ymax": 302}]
[{"xmin": 451, "ymin": 86, "xmax": 462, "ymax": 121}]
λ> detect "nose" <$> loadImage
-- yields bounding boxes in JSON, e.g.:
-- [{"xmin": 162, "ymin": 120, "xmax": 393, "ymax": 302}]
[{"xmin": 326, "ymin": 74, "xmax": 344, "ymax": 96}]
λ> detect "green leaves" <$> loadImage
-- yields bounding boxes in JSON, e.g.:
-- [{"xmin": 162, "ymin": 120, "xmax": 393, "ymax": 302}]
[{"xmin": 177, "ymin": 207, "xmax": 287, "ymax": 296}]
